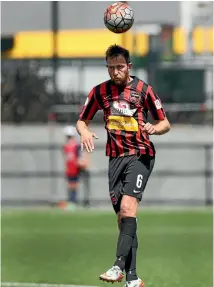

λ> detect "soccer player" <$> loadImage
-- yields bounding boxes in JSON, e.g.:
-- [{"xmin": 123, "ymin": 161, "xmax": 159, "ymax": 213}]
[
  {"xmin": 62, "ymin": 125, "xmax": 89, "ymax": 210},
  {"xmin": 76, "ymin": 45, "xmax": 170, "ymax": 287}
]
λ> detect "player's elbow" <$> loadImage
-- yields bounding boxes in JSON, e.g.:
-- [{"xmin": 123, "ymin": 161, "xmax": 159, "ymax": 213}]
[
  {"xmin": 164, "ymin": 117, "xmax": 171, "ymax": 133},
  {"xmin": 155, "ymin": 117, "xmax": 171, "ymax": 135}
]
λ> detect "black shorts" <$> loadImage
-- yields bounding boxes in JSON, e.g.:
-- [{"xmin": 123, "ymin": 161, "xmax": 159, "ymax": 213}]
[
  {"xmin": 108, "ymin": 154, "xmax": 155, "ymax": 213},
  {"xmin": 67, "ymin": 176, "xmax": 79, "ymax": 183}
]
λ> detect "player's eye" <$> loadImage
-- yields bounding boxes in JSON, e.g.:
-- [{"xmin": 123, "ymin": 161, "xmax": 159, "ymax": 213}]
[{"xmin": 108, "ymin": 65, "xmax": 125, "ymax": 71}]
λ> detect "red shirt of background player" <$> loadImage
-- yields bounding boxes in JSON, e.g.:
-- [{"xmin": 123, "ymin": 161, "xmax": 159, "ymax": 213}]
[{"xmin": 63, "ymin": 139, "xmax": 81, "ymax": 177}]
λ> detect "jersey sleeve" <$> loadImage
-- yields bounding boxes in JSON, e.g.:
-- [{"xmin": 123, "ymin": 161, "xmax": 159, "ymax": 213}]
[
  {"xmin": 79, "ymin": 88, "xmax": 100, "ymax": 120},
  {"xmin": 145, "ymin": 86, "xmax": 166, "ymax": 120}
]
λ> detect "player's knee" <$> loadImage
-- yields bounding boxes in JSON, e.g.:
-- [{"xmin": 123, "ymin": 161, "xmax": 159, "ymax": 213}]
[
  {"xmin": 120, "ymin": 203, "xmax": 135, "ymax": 218},
  {"xmin": 120, "ymin": 196, "xmax": 138, "ymax": 218}
]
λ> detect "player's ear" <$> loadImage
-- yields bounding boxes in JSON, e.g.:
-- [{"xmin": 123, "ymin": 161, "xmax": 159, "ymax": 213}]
[{"xmin": 128, "ymin": 63, "xmax": 132, "ymax": 70}]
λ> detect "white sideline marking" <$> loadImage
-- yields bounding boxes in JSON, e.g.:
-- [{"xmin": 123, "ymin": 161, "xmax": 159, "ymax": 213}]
[{"xmin": 1, "ymin": 283, "xmax": 98, "ymax": 287}]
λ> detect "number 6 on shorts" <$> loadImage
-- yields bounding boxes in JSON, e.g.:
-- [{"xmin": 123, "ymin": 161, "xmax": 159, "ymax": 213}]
[{"xmin": 136, "ymin": 174, "xmax": 143, "ymax": 188}]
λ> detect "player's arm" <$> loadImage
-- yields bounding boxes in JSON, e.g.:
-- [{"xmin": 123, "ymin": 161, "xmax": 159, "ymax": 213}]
[
  {"xmin": 152, "ymin": 117, "xmax": 170, "ymax": 135},
  {"xmin": 144, "ymin": 86, "xmax": 170, "ymax": 135},
  {"xmin": 76, "ymin": 88, "xmax": 100, "ymax": 152}
]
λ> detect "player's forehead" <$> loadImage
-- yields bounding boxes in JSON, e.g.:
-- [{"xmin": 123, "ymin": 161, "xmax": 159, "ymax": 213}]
[{"xmin": 107, "ymin": 55, "xmax": 127, "ymax": 66}]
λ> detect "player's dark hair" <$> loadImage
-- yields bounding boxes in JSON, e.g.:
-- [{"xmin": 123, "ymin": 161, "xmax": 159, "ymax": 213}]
[{"xmin": 106, "ymin": 44, "xmax": 130, "ymax": 64}]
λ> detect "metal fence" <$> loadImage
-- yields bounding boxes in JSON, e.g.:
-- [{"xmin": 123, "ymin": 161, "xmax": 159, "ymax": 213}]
[
  {"xmin": 1, "ymin": 142, "xmax": 213, "ymax": 207},
  {"xmin": 1, "ymin": 59, "xmax": 213, "ymax": 125}
]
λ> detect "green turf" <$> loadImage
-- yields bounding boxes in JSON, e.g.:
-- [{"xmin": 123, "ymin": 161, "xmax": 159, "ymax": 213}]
[{"xmin": 1, "ymin": 208, "xmax": 213, "ymax": 287}]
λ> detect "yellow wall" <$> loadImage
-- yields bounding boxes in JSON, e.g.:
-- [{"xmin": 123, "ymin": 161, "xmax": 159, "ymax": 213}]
[{"xmin": 6, "ymin": 27, "xmax": 214, "ymax": 59}]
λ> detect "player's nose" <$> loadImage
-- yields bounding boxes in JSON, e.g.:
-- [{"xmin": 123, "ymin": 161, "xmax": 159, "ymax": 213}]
[{"xmin": 112, "ymin": 69, "xmax": 119, "ymax": 76}]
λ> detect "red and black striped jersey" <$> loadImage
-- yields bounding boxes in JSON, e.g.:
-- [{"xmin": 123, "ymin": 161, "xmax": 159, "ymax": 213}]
[{"xmin": 79, "ymin": 76, "xmax": 166, "ymax": 157}]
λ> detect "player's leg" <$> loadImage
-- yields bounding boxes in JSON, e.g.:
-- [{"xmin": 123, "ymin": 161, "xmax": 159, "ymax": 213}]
[
  {"xmin": 125, "ymin": 229, "xmax": 138, "ymax": 281},
  {"xmin": 117, "ymin": 211, "xmax": 138, "ymax": 283},
  {"xmin": 99, "ymin": 157, "xmax": 126, "ymax": 283},
  {"xmin": 100, "ymin": 156, "xmax": 142, "ymax": 282},
  {"xmin": 68, "ymin": 181, "xmax": 77, "ymax": 203},
  {"xmin": 122, "ymin": 154, "xmax": 155, "ymax": 287},
  {"xmin": 102, "ymin": 154, "xmax": 154, "ymax": 285},
  {"xmin": 114, "ymin": 195, "xmax": 138, "ymax": 271},
  {"xmin": 99, "ymin": 154, "xmax": 154, "ymax": 284},
  {"xmin": 99, "ymin": 205, "xmax": 124, "ymax": 283},
  {"xmin": 111, "ymin": 156, "xmax": 144, "ymax": 272},
  {"xmin": 101, "ymin": 209, "xmax": 139, "ymax": 286},
  {"xmin": 67, "ymin": 177, "xmax": 79, "ymax": 209}
]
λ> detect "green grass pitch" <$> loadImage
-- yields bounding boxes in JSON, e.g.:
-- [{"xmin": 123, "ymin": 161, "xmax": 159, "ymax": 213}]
[{"xmin": 1, "ymin": 208, "xmax": 213, "ymax": 287}]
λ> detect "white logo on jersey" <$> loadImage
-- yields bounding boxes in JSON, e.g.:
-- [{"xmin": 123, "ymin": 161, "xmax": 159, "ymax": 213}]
[
  {"xmin": 154, "ymin": 99, "xmax": 162, "ymax": 110},
  {"xmin": 110, "ymin": 100, "xmax": 136, "ymax": 117}
]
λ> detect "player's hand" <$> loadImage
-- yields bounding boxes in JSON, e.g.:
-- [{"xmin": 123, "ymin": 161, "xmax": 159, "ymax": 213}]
[
  {"xmin": 80, "ymin": 130, "xmax": 98, "ymax": 153},
  {"xmin": 143, "ymin": 122, "xmax": 156, "ymax": 135}
]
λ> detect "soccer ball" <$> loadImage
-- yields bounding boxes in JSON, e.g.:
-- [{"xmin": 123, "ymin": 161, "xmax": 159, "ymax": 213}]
[{"xmin": 104, "ymin": 2, "xmax": 134, "ymax": 34}]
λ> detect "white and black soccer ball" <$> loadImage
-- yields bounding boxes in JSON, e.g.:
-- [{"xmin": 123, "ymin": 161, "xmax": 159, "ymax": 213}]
[{"xmin": 104, "ymin": 2, "xmax": 134, "ymax": 34}]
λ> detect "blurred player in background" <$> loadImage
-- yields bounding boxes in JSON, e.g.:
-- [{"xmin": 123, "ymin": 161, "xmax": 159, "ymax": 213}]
[
  {"xmin": 77, "ymin": 45, "xmax": 170, "ymax": 287},
  {"xmin": 62, "ymin": 125, "xmax": 89, "ymax": 210}
]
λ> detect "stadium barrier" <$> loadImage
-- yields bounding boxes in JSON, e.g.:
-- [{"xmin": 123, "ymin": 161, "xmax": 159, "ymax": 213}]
[{"xmin": 1, "ymin": 142, "xmax": 213, "ymax": 207}]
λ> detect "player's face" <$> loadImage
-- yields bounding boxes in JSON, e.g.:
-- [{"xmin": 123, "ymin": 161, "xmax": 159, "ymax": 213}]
[{"xmin": 107, "ymin": 55, "xmax": 132, "ymax": 86}]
